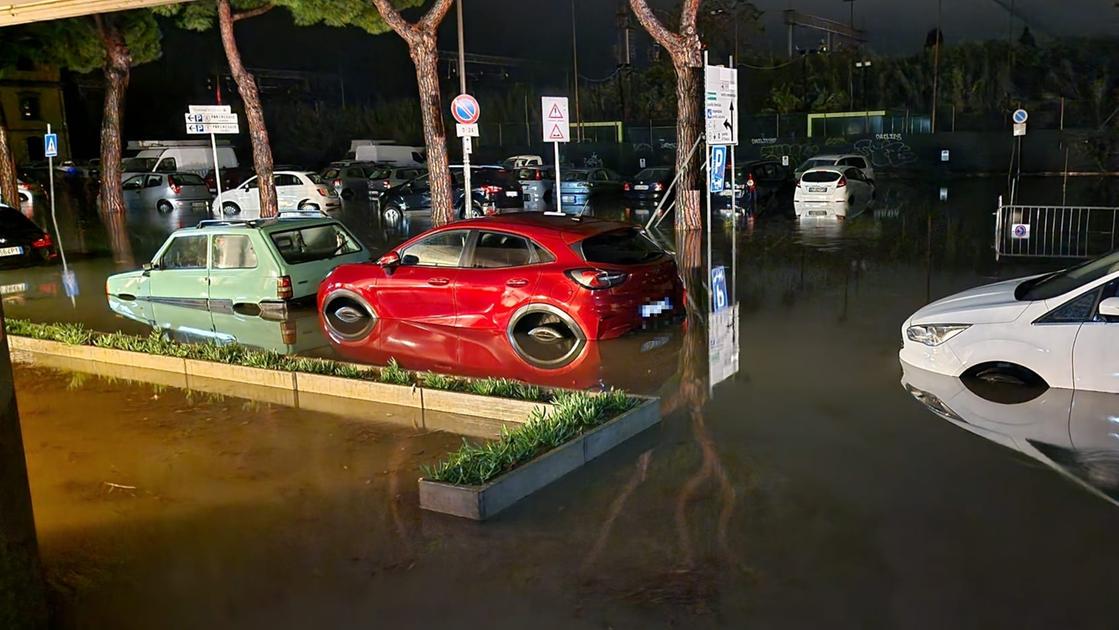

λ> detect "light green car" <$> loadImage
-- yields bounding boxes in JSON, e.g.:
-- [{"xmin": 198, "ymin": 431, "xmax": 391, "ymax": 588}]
[{"xmin": 106, "ymin": 215, "xmax": 370, "ymax": 311}]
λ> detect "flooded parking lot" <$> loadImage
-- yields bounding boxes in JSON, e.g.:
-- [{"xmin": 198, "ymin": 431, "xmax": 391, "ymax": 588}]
[{"xmin": 10, "ymin": 175, "xmax": 1119, "ymax": 627}]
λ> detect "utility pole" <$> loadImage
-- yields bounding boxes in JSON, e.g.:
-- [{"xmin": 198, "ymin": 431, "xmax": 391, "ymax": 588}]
[
  {"xmin": 843, "ymin": 0, "xmax": 856, "ymax": 29},
  {"xmin": 931, "ymin": 0, "xmax": 942, "ymax": 133},
  {"xmin": 457, "ymin": 0, "xmax": 471, "ymax": 211},
  {"xmin": 571, "ymin": 0, "xmax": 582, "ymax": 142}
]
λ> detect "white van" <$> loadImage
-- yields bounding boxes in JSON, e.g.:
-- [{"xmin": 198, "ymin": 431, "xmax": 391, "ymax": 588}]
[
  {"xmin": 122, "ymin": 140, "xmax": 238, "ymax": 179},
  {"xmin": 345, "ymin": 140, "xmax": 425, "ymax": 167}
]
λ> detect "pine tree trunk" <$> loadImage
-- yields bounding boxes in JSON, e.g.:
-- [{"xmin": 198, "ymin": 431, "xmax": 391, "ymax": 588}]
[
  {"xmin": 410, "ymin": 36, "xmax": 454, "ymax": 226},
  {"xmin": 673, "ymin": 60, "xmax": 701, "ymax": 230},
  {"xmin": 0, "ymin": 112, "xmax": 18, "ymax": 208},
  {"xmin": 217, "ymin": 0, "xmax": 277, "ymax": 218},
  {"xmin": 98, "ymin": 17, "xmax": 130, "ymax": 216}
]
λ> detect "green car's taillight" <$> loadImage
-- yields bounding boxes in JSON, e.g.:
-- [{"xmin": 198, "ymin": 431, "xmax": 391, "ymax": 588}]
[{"xmin": 277, "ymin": 275, "xmax": 293, "ymax": 300}]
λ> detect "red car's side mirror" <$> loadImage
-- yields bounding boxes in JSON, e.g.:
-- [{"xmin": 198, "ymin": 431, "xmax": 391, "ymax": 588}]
[{"xmin": 376, "ymin": 252, "xmax": 400, "ymax": 267}]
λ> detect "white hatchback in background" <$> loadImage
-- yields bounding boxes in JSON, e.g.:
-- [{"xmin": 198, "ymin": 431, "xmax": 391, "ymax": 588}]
[
  {"xmin": 900, "ymin": 251, "xmax": 1119, "ymax": 394},
  {"xmin": 213, "ymin": 171, "xmax": 340, "ymax": 217},
  {"xmin": 793, "ymin": 166, "xmax": 874, "ymax": 219},
  {"xmin": 795, "ymin": 153, "xmax": 875, "ymax": 183}
]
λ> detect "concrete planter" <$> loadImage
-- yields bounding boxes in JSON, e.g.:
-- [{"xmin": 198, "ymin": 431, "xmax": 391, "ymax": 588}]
[
  {"xmin": 418, "ymin": 396, "xmax": 661, "ymax": 521},
  {"xmin": 420, "ymin": 388, "xmax": 550, "ymax": 423},
  {"xmin": 184, "ymin": 359, "xmax": 296, "ymax": 391},
  {"xmin": 295, "ymin": 372, "xmax": 420, "ymax": 408}
]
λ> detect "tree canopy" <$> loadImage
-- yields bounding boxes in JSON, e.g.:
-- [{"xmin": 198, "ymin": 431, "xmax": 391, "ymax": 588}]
[
  {"xmin": 157, "ymin": 0, "xmax": 423, "ymax": 36},
  {"xmin": 28, "ymin": 11, "xmax": 162, "ymax": 74}
]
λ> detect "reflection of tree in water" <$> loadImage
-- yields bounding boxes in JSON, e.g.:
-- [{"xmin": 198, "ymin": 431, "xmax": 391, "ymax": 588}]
[
  {"xmin": 581, "ymin": 230, "xmax": 745, "ymax": 617},
  {"xmin": 99, "ymin": 210, "xmax": 134, "ymax": 267}
]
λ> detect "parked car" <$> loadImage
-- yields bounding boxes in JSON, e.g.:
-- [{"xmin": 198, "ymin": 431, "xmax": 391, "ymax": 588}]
[
  {"xmin": 321, "ymin": 162, "xmax": 379, "ymax": 200},
  {"xmin": 346, "ymin": 142, "xmax": 425, "ymax": 166},
  {"xmin": 17, "ymin": 178, "xmax": 44, "ymax": 207},
  {"xmin": 900, "ymin": 249, "xmax": 1119, "ymax": 394},
  {"xmin": 106, "ymin": 214, "xmax": 369, "ymax": 311},
  {"xmin": 378, "ymin": 165, "xmax": 522, "ymax": 225},
  {"xmin": 501, "ymin": 154, "xmax": 543, "ymax": 169},
  {"xmin": 724, "ymin": 159, "xmax": 792, "ymax": 208},
  {"xmin": 514, "ymin": 165, "xmax": 554, "ymax": 209},
  {"xmin": 318, "ymin": 213, "xmax": 685, "ymax": 343},
  {"xmin": 793, "ymin": 166, "xmax": 875, "ymax": 219},
  {"xmin": 0, "ymin": 203, "xmax": 56, "ymax": 267},
  {"xmin": 213, "ymin": 171, "xmax": 340, "ymax": 217},
  {"xmin": 203, "ymin": 166, "xmax": 253, "ymax": 195},
  {"xmin": 366, "ymin": 165, "xmax": 427, "ymax": 202},
  {"xmin": 122, "ymin": 172, "xmax": 212, "ymax": 213},
  {"xmin": 558, "ymin": 168, "xmax": 624, "ymax": 206},
  {"xmin": 623, "ymin": 167, "xmax": 674, "ymax": 206},
  {"xmin": 794, "ymin": 153, "xmax": 875, "ymax": 183}
]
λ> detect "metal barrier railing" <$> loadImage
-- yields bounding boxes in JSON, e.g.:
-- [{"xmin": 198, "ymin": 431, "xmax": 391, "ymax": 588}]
[{"xmin": 994, "ymin": 196, "xmax": 1119, "ymax": 261}]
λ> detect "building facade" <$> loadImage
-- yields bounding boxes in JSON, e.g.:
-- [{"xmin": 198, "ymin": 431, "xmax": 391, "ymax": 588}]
[{"xmin": 0, "ymin": 63, "xmax": 69, "ymax": 164}]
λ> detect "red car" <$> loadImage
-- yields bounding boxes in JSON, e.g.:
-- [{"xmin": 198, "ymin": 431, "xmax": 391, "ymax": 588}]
[{"xmin": 318, "ymin": 213, "xmax": 684, "ymax": 344}]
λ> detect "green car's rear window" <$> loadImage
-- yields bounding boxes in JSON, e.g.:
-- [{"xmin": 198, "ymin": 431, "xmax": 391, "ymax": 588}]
[{"xmin": 269, "ymin": 223, "xmax": 362, "ymax": 265}]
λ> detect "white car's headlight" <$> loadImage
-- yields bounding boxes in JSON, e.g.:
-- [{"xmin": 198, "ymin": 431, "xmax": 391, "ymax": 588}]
[{"xmin": 906, "ymin": 324, "xmax": 970, "ymax": 346}]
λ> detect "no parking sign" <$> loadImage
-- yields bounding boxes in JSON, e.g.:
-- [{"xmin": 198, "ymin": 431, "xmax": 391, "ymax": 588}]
[{"xmin": 1012, "ymin": 223, "xmax": 1031, "ymax": 239}]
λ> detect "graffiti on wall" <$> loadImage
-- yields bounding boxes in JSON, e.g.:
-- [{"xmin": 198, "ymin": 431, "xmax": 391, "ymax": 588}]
[
  {"xmin": 758, "ymin": 143, "xmax": 819, "ymax": 166},
  {"xmin": 852, "ymin": 138, "xmax": 918, "ymax": 168}
]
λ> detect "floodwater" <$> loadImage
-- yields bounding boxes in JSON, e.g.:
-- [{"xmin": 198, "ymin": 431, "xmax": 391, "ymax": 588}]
[{"xmin": 10, "ymin": 175, "xmax": 1119, "ymax": 628}]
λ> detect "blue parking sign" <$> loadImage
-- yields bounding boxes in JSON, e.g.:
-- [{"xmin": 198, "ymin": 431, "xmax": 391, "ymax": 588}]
[
  {"xmin": 43, "ymin": 133, "xmax": 58, "ymax": 158},
  {"xmin": 709, "ymin": 146, "xmax": 726, "ymax": 193},
  {"xmin": 711, "ymin": 266, "xmax": 728, "ymax": 312}
]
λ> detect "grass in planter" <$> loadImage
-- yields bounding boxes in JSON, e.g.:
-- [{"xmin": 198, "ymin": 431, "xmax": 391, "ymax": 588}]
[
  {"xmin": 465, "ymin": 377, "xmax": 546, "ymax": 402},
  {"xmin": 419, "ymin": 371, "xmax": 463, "ymax": 391},
  {"xmin": 423, "ymin": 389, "xmax": 637, "ymax": 486},
  {"xmin": 379, "ymin": 358, "xmax": 412, "ymax": 385}
]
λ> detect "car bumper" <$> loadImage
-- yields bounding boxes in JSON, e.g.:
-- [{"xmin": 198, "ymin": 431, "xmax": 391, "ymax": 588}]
[
  {"xmin": 569, "ymin": 283, "xmax": 686, "ymax": 340},
  {"xmin": 623, "ymin": 191, "xmax": 665, "ymax": 204},
  {"xmin": 171, "ymin": 198, "xmax": 213, "ymax": 211},
  {"xmin": 794, "ymin": 199, "xmax": 847, "ymax": 218},
  {"xmin": 898, "ymin": 337, "xmax": 966, "ymax": 378}
]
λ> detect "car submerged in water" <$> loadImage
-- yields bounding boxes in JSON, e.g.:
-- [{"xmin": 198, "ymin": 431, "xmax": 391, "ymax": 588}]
[
  {"xmin": 318, "ymin": 213, "xmax": 684, "ymax": 345},
  {"xmin": 106, "ymin": 213, "xmax": 369, "ymax": 312}
]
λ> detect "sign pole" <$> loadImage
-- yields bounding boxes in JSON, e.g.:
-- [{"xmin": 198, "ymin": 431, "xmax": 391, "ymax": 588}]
[
  {"xmin": 210, "ymin": 132, "xmax": 222, "ymax": 204},
  {"xmin": 45, "ymin": 124, "xmax": 67, "ymax": 277},
  {"xmin": 705, "ymin": 51, "xmax": 713, "ymax": 315},
  {"xmin": 554, "ymin": 141, "xmax": 562, "ymax": 211},
  {"xmin": 729, "ymin": 55, "xmax": 737, "ymax": 307}
]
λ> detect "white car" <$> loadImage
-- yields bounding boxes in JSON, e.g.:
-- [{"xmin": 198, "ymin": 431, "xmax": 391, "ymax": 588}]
[
  {"xmin": 213, "ymin": 171, "xmax": 339, "ymax": 217},
  {"xmin": 795, "ymin": 153, "xmax": 875, "ymax": 182},
  {"xmin": 793, "ymin": 166, "xmax": 874, "ymax": 219},
  {"xmin": 902, "ymin": 362, "xmax": 1119, "ymax": 507},
  {"xmin": 900, "ymin": 250, "xmax": 1119, "ymax": 394}
]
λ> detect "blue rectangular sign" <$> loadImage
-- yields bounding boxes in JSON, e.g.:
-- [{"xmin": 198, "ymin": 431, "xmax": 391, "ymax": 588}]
[
  {"xmin": 711, "ymin": 265, "xmax": 728, "ymax": 312},
  {"xmin": 43, "ymin": 133, "xmax": 58, "ymax": 158},
  {"xmin": 709, "ymin": 145, "xmax": 726, "ymax": 193}
]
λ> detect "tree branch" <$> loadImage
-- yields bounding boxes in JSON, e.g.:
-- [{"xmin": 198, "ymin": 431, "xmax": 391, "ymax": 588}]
[
  {"xmin": 233, "ymin": 4, "xmax": 274, "ymax": 22},
  {"xmin": 679, "ymin": 0, "xmax": 701, "ymax": 36},
  {"xmin": 370, "ymin": 0, "xmax": 417, "ymax": 40},
  {"xmin": 628, "ymin": 0, "xmax": 680, "ymax": 51},
  {"xmin": 417, "ymin": 0, "xmax": 454, "ymax": 33}
]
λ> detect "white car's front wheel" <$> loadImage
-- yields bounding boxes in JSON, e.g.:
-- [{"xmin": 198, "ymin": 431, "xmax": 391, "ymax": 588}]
[{"xmin": 222, "ymin": 202, "xmax": 241, "ymax": 216}]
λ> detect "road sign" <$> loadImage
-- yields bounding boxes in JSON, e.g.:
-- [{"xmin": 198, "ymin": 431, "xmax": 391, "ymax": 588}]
[
  {"xmin": 1012, "ymin": 108, "xmax": 1029, "ymax": 124},
  {"xmin": 43, "ymin": 133, "xmax": 58, "ymax": 158},
  {"xmin": 1013, "ymin": 122, "xmax": 1027, "ymax": 136},
  {"xmin": 456, "ymin": 123, "xmax": 479, "ymax": 138},
  {"xmin": 185, "ymin": 112, "xmax": 237, "ymax": 124},
  {"xmin": 1012, "ymin": 223, "xmax": 1030, "ymax": 239},
  {"xmin": 704, "ymin": 63, "xmax": 738, "ymax": 146},
  {"xmin": 541, "ymin": 96, "xmax": 570, "ymax": 143},
  {"xmin": 711, "ymin": 266, "xmax": 728, "ymax": 312},
  {"xmin": 709, "ymin": 302, "xmax": 739, "ymax": 388},
  {"xmin": 709, "ymin": 146, "xmax": 727, "ymax": 193},
  {"xmin": 451, "ymin": 94, "xmax": 480, "ymax": 125},
  {"xmin": 186, "ymin": 122, "xmax": 239, "ymax": 135},
  {"xmin": 189, "ymin": 104, "xmax": 231, "ymax": 115}
]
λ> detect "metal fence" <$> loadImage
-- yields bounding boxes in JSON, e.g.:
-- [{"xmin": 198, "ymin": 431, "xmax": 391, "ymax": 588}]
[{"xmin": 995, "ymin": 198, "xmax": 1119, "ymax": 260}]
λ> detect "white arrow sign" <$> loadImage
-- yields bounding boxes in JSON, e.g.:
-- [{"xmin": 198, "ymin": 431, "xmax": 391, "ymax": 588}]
[
  {"xmin": 189, "ymin": 104, "xmax": 232, "ymax": 115},
  {"xmin": 185, "ymin": 112, "xmax": 238, "ymax": 124},
  {"xmin": 186, "ymin": 122, "xmax": 239, "ymax": 135},
  {"xmin": 704, "ymin": 64, "xmax": 738, "ymax": 146}
]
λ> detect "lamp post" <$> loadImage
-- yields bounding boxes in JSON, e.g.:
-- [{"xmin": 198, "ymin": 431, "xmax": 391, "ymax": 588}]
[{"xmin": 855, "ymin": 59, "xmax": 872, "ymax": 110}]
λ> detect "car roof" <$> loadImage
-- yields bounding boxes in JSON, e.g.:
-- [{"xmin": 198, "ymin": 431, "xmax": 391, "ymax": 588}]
[
  {"xmin": 802, "ymin": 166, "xmax": 846, "ymax": 174},
  {"xmin": 444, "ymin": 212, "xmax": 633, "ymax": 242},
  {"xmin": 809, "ymin": 154, "xmax": 862, "ymax": 161},
  {"xmin": 172, "ymin": 215, "xmax": 339, "ymax": 236}
]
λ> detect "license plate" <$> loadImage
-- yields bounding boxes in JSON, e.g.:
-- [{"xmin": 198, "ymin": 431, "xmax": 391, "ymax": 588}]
[
  {"xmin": 0, "ymin": 246, "xmax": 23, "ymax": 257},
  {"xmin": 505, "ymin": 191, "xmax": 518, "ymax": 197},
  {"xmin": 634, "ymin": 184, "xmax": 649, "ymax": 191},
  {"xmin": 191, "ymin": 201, "xmax": 207, "ymax": 209},
  {"xmin": 808, "ymin": 186, "xmax": 827, "ymax": 193},
  {"xmin": 562, "ymin": 195, "xmax": 575, "ymax": 203},
  {"xmin": 809, "ymin": 210, "xmax": 828, "ymax": 216},
  {"xmin": 639, "ymin": 298, "xmax": 672, "ymax": 318},
  {"xmin": 0, "ymin": 282, "xmax": 27, "ymax": 295}
]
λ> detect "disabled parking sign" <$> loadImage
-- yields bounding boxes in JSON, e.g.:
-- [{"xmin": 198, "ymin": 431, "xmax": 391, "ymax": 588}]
[
  {"xmin": 711, "ymin": 266, "xmax": 728, "ymax": 312},
  {"xmin": 709, "ymin": 146, "xmax": 727, "ymax": 193}
]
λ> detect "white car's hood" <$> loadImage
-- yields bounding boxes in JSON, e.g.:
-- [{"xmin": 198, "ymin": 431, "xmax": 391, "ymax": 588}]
[{"xmin": 910, "ymin": 276, "xmax": 1034, "ymax": 325}]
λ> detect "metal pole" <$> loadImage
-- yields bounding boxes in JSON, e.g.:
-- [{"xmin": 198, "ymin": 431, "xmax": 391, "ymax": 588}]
[
  {"xmin": 931, "ymin": 0, "xmax": 941, "ymax": 133},
  {"xmin": 704, "ymin": 51, "xmax": 712, "ymax": 312},
  {"xmin": 1062, "ymin": 144, "xmax": 1070, "ymax": 206},
  {"xmin": 457, "ymin": 0, "xmax": 471, "ymax": 215},
  {"xmin": 1060, "ymin": 97, "xmax": 1065, "ymax": 131},
  {"xmin": 571, "ymin": 0, "xmax": 582, "ymax": 142},
  {"xmin": 210, "ymin": 132, "xmax": 222, "ymax": 204},
  {"xmin": 553, "ymin": 141, "xmax": 562, "ymax": 212},
  {"xmin": 46, "ymin": 123, "xmax": 67, "ymax": 275}
]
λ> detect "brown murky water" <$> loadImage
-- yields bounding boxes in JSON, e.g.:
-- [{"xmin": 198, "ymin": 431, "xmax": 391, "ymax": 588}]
[{"xmin": 10, "ymin": 177, "xmax": 1119, "ymax": 628}]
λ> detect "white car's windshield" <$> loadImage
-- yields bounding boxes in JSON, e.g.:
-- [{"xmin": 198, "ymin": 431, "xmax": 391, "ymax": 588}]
[{"xmin": 1016, "ymin": 251, "xmax": 1119, "ymax": 301}]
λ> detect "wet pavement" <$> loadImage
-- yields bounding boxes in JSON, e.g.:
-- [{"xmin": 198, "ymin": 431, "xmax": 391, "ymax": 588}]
[{"xmin": 10, "ymin": 175, "xmax": 1119, "ymax": 627}]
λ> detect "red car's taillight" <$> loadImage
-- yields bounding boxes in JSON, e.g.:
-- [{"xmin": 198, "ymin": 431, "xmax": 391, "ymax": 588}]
[
  {"xmin": 746, "ymin": 177, "xmax": 756, "ymax": 191},
  {"xmin": 836, "ymin": 176, "xmax": 847, "ymax": 188},
  {"xmin": 566, "ymin": 269, "xmax": 628, "ymax": 290},
  {"xmin": 653, "ymin": 182, "xmax": 665, "ymax": 192},
  {"xmin": 277, "ymin": 275, "xmax": 293, "ymax": 300},
  {"xmin": 480, "ymin": 184, "xmax": 502, "ymax": 197},
  {"xmin": 623, "ymin": 182, "xmax": 631, "ymax": 192},
  {"xmin": 31, "ymin": 233, "xmax": 52, "ymax": 249}
]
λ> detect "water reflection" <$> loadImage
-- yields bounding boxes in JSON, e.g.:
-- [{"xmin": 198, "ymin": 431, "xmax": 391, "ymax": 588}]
[
  {"xmin": 109, "ymin": 296, "xmax": 327, "ymax": 355},
  {"xmin": 324, "ymin": 316, "xmax": 683, "ymax": 392},
  {"xmin": 903, "ymin": 363, "xmax": 1119, "ymax": 507}
]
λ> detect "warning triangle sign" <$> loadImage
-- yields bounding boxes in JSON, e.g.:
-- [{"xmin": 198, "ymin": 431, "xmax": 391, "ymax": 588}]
[
  {"xmin": 548, "ymin": 124, "xmax": 566, "ymax": 140},
  {"xmin": 547, "ymin": 104, "xmax": 565, "ymax": 120}
]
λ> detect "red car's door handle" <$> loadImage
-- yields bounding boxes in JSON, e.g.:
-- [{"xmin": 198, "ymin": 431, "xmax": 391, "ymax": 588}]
[
  {"xmin": 505, "ymin": 278, "xmax": 529, "ymax": 288},
  {"xmin": 427, "ymin": 277, "xmax": 450, "ymax": 286}
]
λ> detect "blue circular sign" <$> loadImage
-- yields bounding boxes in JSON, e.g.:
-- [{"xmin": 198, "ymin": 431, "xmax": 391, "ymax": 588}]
[
  {"xmin": 451, "ymin": 94, "xmax": 480, "ymax": 125},
  {"xmin": 1012, "ymin": 109, "xmax": 1028, "ymax": 124}
]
